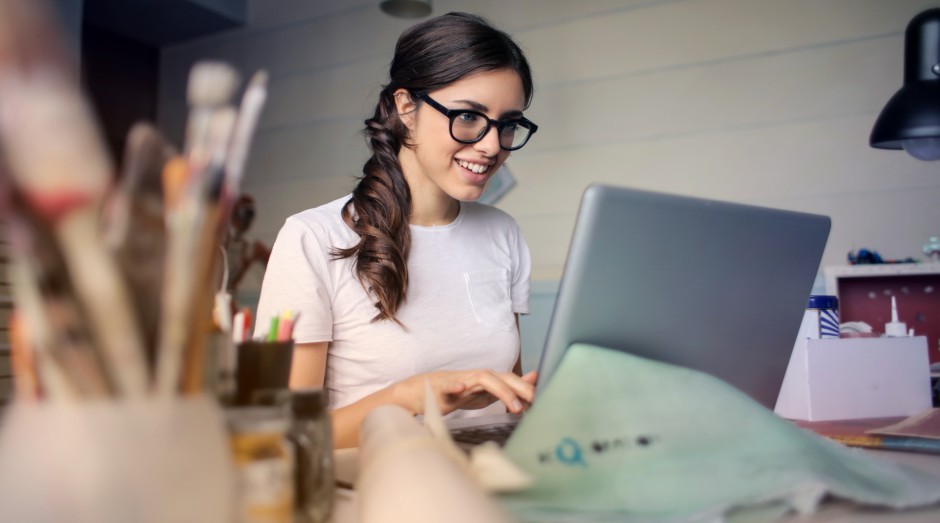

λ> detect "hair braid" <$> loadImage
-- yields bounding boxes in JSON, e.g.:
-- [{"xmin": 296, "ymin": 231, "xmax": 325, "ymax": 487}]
[{"xmin": 332, "ymin": 88, "xmax": 412, "ymax": 323}]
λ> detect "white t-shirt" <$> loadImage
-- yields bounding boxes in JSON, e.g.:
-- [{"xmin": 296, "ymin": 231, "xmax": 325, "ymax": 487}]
[{"xmin": 254, "ymin": 195, "xmax": 531, "ymax": 414}]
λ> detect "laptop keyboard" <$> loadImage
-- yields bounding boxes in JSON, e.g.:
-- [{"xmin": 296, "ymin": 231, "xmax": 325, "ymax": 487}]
[{"xmin": 450, "ymin": 422, "xmax": 516, "ymax": 447}]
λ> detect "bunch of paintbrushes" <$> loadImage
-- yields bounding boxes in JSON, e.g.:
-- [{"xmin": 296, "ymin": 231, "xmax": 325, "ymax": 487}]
[{"xmin": 0, "ymin": 0, "xmax": 268, "ymax": 401}]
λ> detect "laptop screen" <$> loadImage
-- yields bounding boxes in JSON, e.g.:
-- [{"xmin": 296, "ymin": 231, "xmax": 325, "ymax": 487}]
[{"xmin": 534, "ymin": 184, "xmax": 830, "ymax": 409}]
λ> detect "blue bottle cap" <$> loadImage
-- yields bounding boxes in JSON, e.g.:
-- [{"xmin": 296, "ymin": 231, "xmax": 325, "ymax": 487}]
[{"xmin": 807, "ymin": 295, "xmax": 838, "ymax": 310}]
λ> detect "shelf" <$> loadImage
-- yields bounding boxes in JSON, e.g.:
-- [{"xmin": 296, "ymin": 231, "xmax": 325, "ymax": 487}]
[
  {"xmin": 824, "ymin": 264, "xmax": 940, "ymax": 363},
  {"xmin": 824, "ymin": 263, "xmax": 940, "ymax": 294}
]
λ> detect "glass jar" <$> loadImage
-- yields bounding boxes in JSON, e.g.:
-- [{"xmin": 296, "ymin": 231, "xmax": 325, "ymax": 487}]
[
  {"xmin": 227, "ymin": 406, "xmax": 295, "ymax": 523},
  {"xmin": 288, "ymin": 388, "xmax": 335, "ymax": 523}
]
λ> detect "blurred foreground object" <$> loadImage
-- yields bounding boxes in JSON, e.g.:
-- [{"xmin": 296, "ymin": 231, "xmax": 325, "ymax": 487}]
[
  {"xmin": 0, "ymin": 0, "xmax": 268, "ymax": 521},
  {"xmin": 0, "ymin": 0, "xmax": 147, "ymax": 398},
  {"xmin": 0, "ymin": 396, "xmax": 235, "ymax": 523},
  {"xmin": 0, "ymin": 0, "xmax": 268, "ymax": 399}
]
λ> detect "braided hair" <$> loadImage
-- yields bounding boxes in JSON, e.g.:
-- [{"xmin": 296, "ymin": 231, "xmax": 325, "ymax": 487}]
[{"xmin": 332, "ymin": 12, "xmax": 534, "ymax": 323}]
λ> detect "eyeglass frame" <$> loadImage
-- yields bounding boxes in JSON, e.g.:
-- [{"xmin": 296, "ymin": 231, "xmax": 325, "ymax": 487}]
[{"xmin": 411, "ymin": 91, "xmax": 538, "ymax": 151}]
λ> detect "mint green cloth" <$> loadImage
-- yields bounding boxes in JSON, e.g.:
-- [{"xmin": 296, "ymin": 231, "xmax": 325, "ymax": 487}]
[{"xmin": 501, "ymin": 344, "xmax": 940, "ymax": 522}]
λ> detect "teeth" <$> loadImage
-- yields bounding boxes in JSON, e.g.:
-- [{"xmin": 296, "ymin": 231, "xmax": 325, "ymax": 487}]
[{"xmin": 457, "ymin": 160, "xmax": 490, "ymax": 174}]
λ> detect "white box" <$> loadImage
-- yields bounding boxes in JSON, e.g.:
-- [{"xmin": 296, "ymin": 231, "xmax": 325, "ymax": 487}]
[{"xmin": 774, "ymin": 336, "xmax": 932, "ymax": 421}]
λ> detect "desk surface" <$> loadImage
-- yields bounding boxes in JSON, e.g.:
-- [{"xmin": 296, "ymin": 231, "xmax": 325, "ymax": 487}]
[
  {"xmin": 330, "ymin": 448, "xmax": 940, "ymax": 522},
  {"xmin": 788, "ymin": 450, "xmax": 940, "ymax": 522}
]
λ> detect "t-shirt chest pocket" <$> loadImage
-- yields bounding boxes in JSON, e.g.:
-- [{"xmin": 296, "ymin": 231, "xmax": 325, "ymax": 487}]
[{"xmin": 464, "ymin": 269, "xmax": 515, "ymax": 331}]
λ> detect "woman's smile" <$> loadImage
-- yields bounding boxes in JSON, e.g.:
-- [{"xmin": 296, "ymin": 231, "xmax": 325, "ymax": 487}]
[{"xmin": 455, "ymin": 158, "xmax": 492, "ymax": 185}]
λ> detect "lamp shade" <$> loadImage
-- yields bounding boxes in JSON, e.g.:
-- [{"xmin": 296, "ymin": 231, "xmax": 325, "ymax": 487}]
[
  {"xmin": 870, "ymin": 8, "xmax": 940, "ymax": 159},
  {"xmin": 379, "ymin": 0, "xmax": 431, "ymax": 19}
]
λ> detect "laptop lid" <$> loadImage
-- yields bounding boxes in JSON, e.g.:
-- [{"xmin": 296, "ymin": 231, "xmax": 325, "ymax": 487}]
[{"xmin": 535, "ymin": 184, "xmax": 831, "ymax": 409}]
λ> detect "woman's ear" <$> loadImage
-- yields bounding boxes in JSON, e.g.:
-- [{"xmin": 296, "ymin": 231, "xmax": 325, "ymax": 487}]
[{"xmin": 393, "ymin": 89, "xmax": 417, "ymax": 130}]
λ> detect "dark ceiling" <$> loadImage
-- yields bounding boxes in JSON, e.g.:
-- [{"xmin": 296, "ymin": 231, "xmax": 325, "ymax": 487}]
[{"xmin": 83, "ymin": 0, "xmax": 246, "ymax": 46}]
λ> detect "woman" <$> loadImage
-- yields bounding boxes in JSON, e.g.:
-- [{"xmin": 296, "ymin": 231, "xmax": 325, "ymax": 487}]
[{"xmin": 255, "ymin": 12, "xmax": 539, "ymax": 448}]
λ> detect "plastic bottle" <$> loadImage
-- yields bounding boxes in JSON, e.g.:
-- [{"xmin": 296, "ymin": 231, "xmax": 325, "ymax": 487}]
[
  {"xmin": 884, "ymin": 296, "xmax": 908, "ymax": 337},
  {"xmin": 803, "ymin": 295, "xmax": 840, "ymax": 339}
]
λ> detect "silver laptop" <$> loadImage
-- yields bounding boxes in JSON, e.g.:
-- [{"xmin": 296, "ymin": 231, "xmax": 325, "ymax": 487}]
[{"xmin": 448, "ymin": 184, "xmax": 831, "ymax": 445}]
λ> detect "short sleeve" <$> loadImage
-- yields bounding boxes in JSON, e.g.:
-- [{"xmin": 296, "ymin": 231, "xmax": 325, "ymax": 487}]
[
  {"xmin": 253, "ymin": 217, "xmax": 334, "ymax": 342},
  {"xmin": 509, "ymin": 222, "xmax": 532, "ymax": 315}
]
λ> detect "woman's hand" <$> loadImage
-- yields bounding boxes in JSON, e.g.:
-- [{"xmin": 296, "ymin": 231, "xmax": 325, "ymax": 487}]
[{"xmin": 394, "ymin": 369, "xmax": 538, "ymax": 416}]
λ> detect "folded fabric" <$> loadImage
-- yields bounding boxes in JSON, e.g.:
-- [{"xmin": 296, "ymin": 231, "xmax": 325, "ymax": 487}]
[{"xmin": 501, "ymin": 343, "xmax": 940, "ymax": 522}]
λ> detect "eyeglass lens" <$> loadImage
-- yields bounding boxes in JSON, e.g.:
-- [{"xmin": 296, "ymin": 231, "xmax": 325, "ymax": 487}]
[{"xmin": 451, "ymin": 112, "xmax": 533, "ymax": 150}]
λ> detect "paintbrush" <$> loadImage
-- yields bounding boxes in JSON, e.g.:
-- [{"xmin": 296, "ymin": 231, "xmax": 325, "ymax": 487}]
[
  {"xmin": 155, "ymin": 62, "xmax": 239, "ymax": 396},
  {"xmin": 104, "ymin": 122, "xmax": 176, "ymax": 375},
  {"xmin": 0, "ymin": 0, "xmax": 148, "ymax": 397},
  {"xmin": 181, "ymin": 70, "xmax": 269, "ymax": 394},
  {"xmin": 183, "ymin": 61, "xmax": 240, "ymax": 170},
  {"xmin": 188, "ymin": 72, "xmax": 269, "ymax": 397},
  {"xmin": 1, "ymin": 184, "xmax": 113, "ymax": 400},
  {"xmin": 179, "ymin": 108, "xmax": 239, "ymax": 394},
  {"xmin": 224, "ymin": 70, "xmax": 268, "ymax": 200},
  {"xmin": 8, "ymin": 310, "xmax": 42, "ymax": 401}
]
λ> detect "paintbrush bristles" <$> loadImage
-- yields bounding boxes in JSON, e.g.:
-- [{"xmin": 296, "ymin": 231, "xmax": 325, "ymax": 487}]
[
  {"xmin": 187, "ymin": 62, "xmax": 240, "ymax": 108},
  {"xmin": 161, "ymin": 157, "xmax": 189, "ymax": 210},
  {"xmin": 251, "ymin": 70, "xmax": 269, "ymax": 87}
]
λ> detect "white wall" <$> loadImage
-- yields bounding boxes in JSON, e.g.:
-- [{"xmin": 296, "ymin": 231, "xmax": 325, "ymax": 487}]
[{"xmin": 158, "ymin": 0, "xmax": 940, "ymax": 291}]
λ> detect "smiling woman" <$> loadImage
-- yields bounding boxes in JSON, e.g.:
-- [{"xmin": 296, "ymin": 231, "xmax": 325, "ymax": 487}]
[{"xmin": 253, "ymin": 12, "xmax": 540, "ymax": 449}]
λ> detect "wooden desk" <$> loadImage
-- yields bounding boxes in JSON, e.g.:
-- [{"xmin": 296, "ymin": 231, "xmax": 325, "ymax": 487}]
[
  {"xmin": 786, "ymin": 450, "xmax": 940, "ymax": 522},
  {"xmin": 329, "ymin": 448, "xmax": 940, "ymax": 522}
]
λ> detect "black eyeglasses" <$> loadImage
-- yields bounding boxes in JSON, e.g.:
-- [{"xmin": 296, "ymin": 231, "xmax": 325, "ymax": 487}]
[{"xmin": 413, "ymin": 92, "xmax": 538, "ymax": 151}]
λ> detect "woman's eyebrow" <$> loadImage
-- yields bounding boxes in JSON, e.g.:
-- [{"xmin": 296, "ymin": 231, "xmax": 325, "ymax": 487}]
[
  {"xmin": 453, "ymin": 99, "xmax": 524, "ymax": 119},
  {"xmin": 452, "ymin": 99, "xmax": 489, "ymax": 112}
]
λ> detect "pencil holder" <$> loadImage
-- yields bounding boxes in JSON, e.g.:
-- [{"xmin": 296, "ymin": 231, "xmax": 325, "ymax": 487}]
[
  {"xmin": 0, "ymin": 395, "xmax": 235, "ymax": 523},
  {"xmin": 234, "ymin": 340, "xmax": 295, "ymax": 406}
]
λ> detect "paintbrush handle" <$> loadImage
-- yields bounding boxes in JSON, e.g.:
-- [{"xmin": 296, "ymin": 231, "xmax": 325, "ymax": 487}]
[
  {"xmin": 179, "ymin": 204, "xmax": 225, "ymax": 394},
  {"xmin": 53, "ymin": 209, "xmax": 149, "ymax": 397},
  {"xmin": 157, "ymin": 107, "xmax": 237, "ymax": 396},
  {"xmin": 224, "ymin": 71, "xmax": 268, "ymax": 198}
]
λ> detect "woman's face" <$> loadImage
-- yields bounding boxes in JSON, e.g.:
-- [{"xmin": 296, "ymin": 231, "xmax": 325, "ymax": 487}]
[{"xmin": 396, "ymin": 68, "xmax": 526, "ymax": 204}]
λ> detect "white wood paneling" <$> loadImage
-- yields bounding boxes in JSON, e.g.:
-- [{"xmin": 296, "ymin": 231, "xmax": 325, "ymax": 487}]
[
  {"xmin": 243, "ymin": 173, "xmax": 361, "ymax": 240},
  {"xmin": 506, "ymin": 113, "xmax": 940, "ymax": 275},
  {"xmin": 519, "ymin": 0, "xmax": 937, "ymax": 87},
  {"xmin": 524, "ymin": 36, "xmax": 901, "ymax": 153},
  {"xmin": 258, "ymin": 58, "xmax": 386, "ymax": 130},
  {"xmin": 244, "ymin": 118, "xmax": 367, "ymax": 185},
  {"xmin": 158, "ymin": 0, "xmax": 940, "ymax": 296}
]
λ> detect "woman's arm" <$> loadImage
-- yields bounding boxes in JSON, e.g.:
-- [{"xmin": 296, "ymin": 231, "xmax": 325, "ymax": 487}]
[
  {"xmin": 513, "ymin": 314, "xmax": 524, "ymax": 376},
  {"xmin": 289, "ymin": 342, "xmax": 537, "ymax": 449},
  {"xmin": 289, "ymin": 342, "xmax": 380, "ymax": 447},
  {"xmin": 289, "ymin": 342, "xmax": 329, "ymax": 388}
]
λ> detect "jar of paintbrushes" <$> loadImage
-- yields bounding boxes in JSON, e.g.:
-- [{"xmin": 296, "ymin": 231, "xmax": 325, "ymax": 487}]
[{"xmin": 0, "ymin": 1, "xmax": 271, "ymax": 522}]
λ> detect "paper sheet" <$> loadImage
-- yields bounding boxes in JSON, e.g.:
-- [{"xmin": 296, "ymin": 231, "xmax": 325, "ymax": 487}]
[
  {"xmin": 870, "ymin": 408, "xmax": 940, "ymax": 440},
  {"xmin": 500, "ymin": 344, "xmax": 940, "ymax": 523}
]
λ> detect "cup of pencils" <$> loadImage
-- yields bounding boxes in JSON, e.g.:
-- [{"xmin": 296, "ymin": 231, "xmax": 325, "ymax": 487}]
[
  {"xmin": 229, "ymin": 309, "xmax": 297, "ymax": 406},
  {"xmin": 234, "ymin": 339, "xmax": 294, "ymax": 406}
]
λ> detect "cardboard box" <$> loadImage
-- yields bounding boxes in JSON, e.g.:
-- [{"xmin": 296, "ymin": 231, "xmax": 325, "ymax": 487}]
[{"xmin": 774, "ymin": 336, "xmax": 932, "ymax": 421}]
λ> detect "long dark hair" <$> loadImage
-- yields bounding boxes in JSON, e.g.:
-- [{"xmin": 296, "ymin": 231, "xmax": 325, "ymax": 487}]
[{"xmin": 332, "ymin": 12, "xmax": 534, "ymax": 323}]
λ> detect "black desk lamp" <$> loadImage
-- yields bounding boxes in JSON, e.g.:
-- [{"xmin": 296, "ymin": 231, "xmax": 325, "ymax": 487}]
[
  {"xmin": 871, "ymin": 9, "xmax": 940, "ymax": 261},
  {"xmin": 379, "ymin": 0, "xmax": 431, "ymax": 19},
  {"xmin": 871, "ymin": 8, "xmax": 940, "ymax": 160}
]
